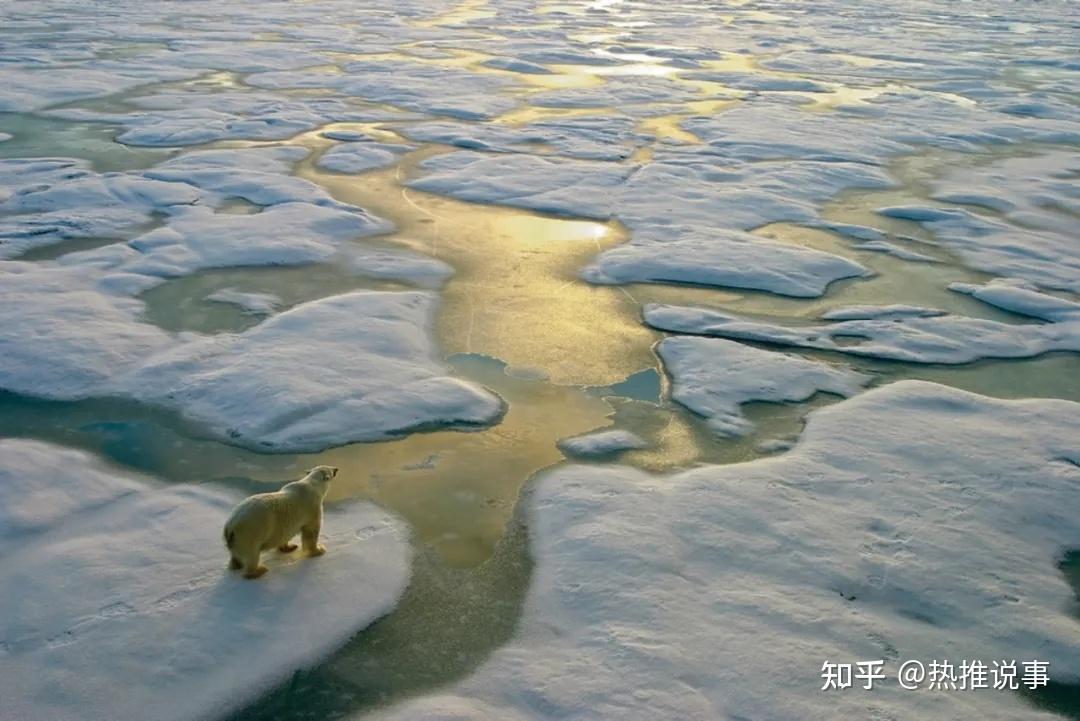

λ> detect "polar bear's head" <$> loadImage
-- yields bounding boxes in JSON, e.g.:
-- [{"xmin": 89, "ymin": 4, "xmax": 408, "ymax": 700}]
[{"xmin": 305, "ymin": 465, "xmax": 339, "ymax": 488}]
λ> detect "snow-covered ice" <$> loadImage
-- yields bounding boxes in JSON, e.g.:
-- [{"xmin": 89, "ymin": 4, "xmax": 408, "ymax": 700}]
[
  {"xmin": 581, "ymin": 227, "xmax": 867, "ymax": 298},
  {"xmin": 0, "ymin": 267, "xmax": 502, "ymax": 450},
  {"xmin": 369, "ymin": 381, "xmax": 1080, "ymax": 721},
  {"xmin": 0, "ymin": 65, "xmax": 202, "ymax": 112},
  {"xmin": 400, "ymin": 117, "xmax": 648, "ymax": 161},
  {"xmin": 411, "ymin": 150, "xmax": 887, "ymax": 297},
  {"xmin": 248, "ymin": 60, "xmax": 518, "ymax": 120},
  {"xmin": 556, "ymin": 429, "xmax": 647, "ymax": 458},
  {"xmin": 2, "ymin": 0, "xmax": 1079, "ymax": 718},
  {"xmin": 657, "ymin": 336, "xmax": 870, "ymax": 436},
  {"xmin": 317, "ymin": 140, "xmax": 414, "ymax": 174},
  {"xmin": 878, "ymin": 152, "xmax": 1080, "ymax": 292},
  {"xmin": 116, "ymin": 201, "xmax": 388, "ymax": 278},
  {"xmin": 410, "ymin": 151, "xmax": 632, "ymax": 220},
  {"xmin": 143, "ymin": 146, "xmax": 351, "ymax": 209},
  {"xmin": 644, "ymin": 287, "xmax": 1080, "ymax": 365},
  {"xmin": 0, "ymin": 439, "xmax": 412, "ymax": 721},
  {"xmin": 125, "ymin": 291, "xmax": 506, "ymax": 451},
  {"xmin": 0, "ymin": 158, "xmax": 201, "ymax": 258}
]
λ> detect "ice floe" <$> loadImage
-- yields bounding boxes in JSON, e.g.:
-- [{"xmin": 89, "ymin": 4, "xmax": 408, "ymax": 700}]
[
  {"xmin": 0, "ymin": 262, "xmax": 174, "ymax": 399},
  {"xmin": 0, "ymin": 438, "xmax": 411, "ymax": 721},
  {"xmin": 879, "ymin": 152, "xmax": 1080, "ymax": 292},
  {"xmin": 410, "ymin": 151, "xmax": 632, "ymax": 219},
  {"xmin": 317, "ymin": 140, "xmax": 413, "ymax": 174},
  {"xmin": 0, "ymin": 65, "xmax": 202, "ymax": 112},
  {"xmin": 49, "ymin": 93, "xmax": 364, "ymax": 147},
  {"xmin": 123, "ymin": 292, "xmax": 504, "ymax": 451},
  {"xmin": 657, "ymin": 336, "xmax": 870, "ymax": 436},
  {"xmin": 557, "ymin": 429, "xmax": 647, "ymax": 458},
  {"xmin": 369, "ymin": 381, "xmax": 1080, "ymax": 721},
  {"xmin": 143, "ymin": 146, "xmax": 347, "ymax": 208},
  {"xmin": 643, "ymin": 283, "xmax": 1080, "ymax": 364},
  {"xmin": 0, "ymin": 158, "xmax": 201, "ymax": 258},
  {"xmin": 0, "ymin": 267, "xmax": 501, "ymax": 450},
  {"xmin": 116, "ymin": 201, "xmax": 387, "ymax": 277},
  {"xmin": 412, "ymin": 149, "xmax": 885, "ymax": 296},
  {"xmin": 581, "ymin": 227, "xmax": 867, "ymax": 297},
  {"xmin": 248, "ymin": 60, "xmax": 517, "ymax": 120},
  {"xmin": 400, "ymin": 116, "xmax": 648, "ymax": 161},
  {"xmin": 877, "ymin": 203, "xmax": 1080, "ymax": 293}
]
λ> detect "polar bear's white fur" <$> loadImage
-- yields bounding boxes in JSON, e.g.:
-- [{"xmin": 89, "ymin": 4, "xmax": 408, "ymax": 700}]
[{"xmin": 223, "ymin": 465, "xmax": 338, "ymax": 579}]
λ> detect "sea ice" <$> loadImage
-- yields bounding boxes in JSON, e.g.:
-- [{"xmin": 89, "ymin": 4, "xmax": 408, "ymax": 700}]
[
  {"xmin": 657, "ymin": 336, "xmax": 870, "ymax": 436},
  {"xmin": 248, "ymin": 60, "xmax": 517, "ymax": 120},
  {"xmin": 410, "ymin": 151, "xmax": 632, "ymax": 219},
  {"xmin": 0, "ymin": 264, "xmax": 501, "ymax": 450},
  {"xmin": 581, "ymin": 227, "xmax": 867, "ymax": 297},
  {"xmin": 368, "ymin": 381, "xmax": 1080, "ymax": 721},
  {"xmin": 0, "ymin": 439, "xmax": 412, "ymax": 721},
  {"xmin": 124, "ymin": 291, "xmax": 505, "ymax": 451},
  {"xmin": 410, "ymin": 150, "xmax": 887, "ymax": 297},
  {"xmin": 317, "ymin": 141, "xmax": 413, "ymax": 174},
  {"xmin": 556, "ymin": 429, "xmax": 647, "ymax": 458},
  {"xmin": 400, "ymin": 116, "xmax": 648, "ymax": 161},
  {"xmin": 643, "ymin": 287, "xmax": 1080, "ymax": 364}
]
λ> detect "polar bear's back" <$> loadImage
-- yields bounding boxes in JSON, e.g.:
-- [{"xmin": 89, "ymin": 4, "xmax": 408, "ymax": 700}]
[{"xmin": 224, "ymin": 484, "xmax": 317, "ymax": 550}]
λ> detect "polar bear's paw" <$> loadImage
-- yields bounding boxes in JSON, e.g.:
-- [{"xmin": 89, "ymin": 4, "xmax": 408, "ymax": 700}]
[
  {"xmin": 308, "ymin": 545, "xmax": 326, "ymax": 557},
  {"xmin": 277, "ymin": 543, "xmax": 298, "ymax": 553},
  {"xmin": 244, "ymin": 565, "xmax": 269, "ymax": 580}
]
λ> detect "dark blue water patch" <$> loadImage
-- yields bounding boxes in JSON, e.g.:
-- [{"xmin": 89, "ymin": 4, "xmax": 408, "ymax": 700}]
[{"xmin": 587, "ymin": 367, "xmax": 662, "ymax": 404}]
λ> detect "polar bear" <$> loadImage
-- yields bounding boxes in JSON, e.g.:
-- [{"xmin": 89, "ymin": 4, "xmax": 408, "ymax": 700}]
[{"xmin": 223, "ymin": 465, "xmax": 338, "ymax": 579}]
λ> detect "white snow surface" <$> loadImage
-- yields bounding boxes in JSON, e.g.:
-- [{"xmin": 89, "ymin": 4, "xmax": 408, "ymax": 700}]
[
  {"xmin": 317, "ymin": 140, "xmax": 413, "ymax": 174},
  {"xmin": 0, "ymin": 158, "xmax": 201, "ymax": 258},
  {"xmin": 0, "ymin": 439, "xmax": 412, "ymax": 721},
  {"xmin": 580, "ymin": 227, "xmax": 867, "ymax": 297},
  {"xmin": 400, "ymin": 117, "xmax": 649, "ymax": 161},
  {"xmin": 124, "ymin": 291, "xmax": 505, "ymax": 451},
  {"xmin": 248, "ymin": 60, "xmax": 517, "ymax": 120},
  {"xmin": 657, "ymin": 336, "xmax": 870, "ymax": 436},
  {"xmin": 368, "ymin": 381, "xmax": 1080, "ymax": 721},
  {"xmin": 556, "ymin": 429, "xmax": 647, "ymax": 458}
]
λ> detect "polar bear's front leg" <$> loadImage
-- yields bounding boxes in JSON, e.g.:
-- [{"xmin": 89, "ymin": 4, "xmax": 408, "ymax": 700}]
[
  {"xmin": 242, "ymin": 548, "xmax": 268, "ymax": 579},
  {"xmin": 302, "ymin": 521, "xmax": 325, "ymax": 557}
]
